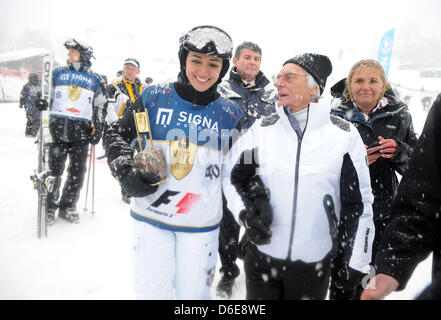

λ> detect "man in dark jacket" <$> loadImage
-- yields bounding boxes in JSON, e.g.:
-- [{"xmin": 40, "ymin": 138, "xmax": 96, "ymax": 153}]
[
  {"xmin": 361, "ymin": 94, "xmax": 441, "ymax": 300},
  {"xmin": 330, "ymin": 71, "xmax": 418, "ymax": 299},
  {"xmin": 35, "ymin": 38, "xmax": 107, "ymax": 224},
  {"xmin": 19, "ymin": 73, "xmax": 41, "ymax": 137},
  {"xmin": 216, "ymin": 41, "xmax": 277, "ymax": 298}
]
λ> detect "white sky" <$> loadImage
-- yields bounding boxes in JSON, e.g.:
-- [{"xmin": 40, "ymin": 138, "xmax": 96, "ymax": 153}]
[{"xmin": 1, "ymin": 0, "xmax": 440, "ymax": 82}]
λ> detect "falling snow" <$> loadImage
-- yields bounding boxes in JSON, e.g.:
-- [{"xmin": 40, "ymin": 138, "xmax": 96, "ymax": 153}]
[{"xmin": 0, "ymin": 78, "xmax": 435, "ymax": 299}]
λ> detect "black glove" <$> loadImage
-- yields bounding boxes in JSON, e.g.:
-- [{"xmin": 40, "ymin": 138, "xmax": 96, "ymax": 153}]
[
  {"xmin": 106, "ymin": 85, "xmax": 116, "ymax": 99},
  {"xmin": 329, "ymin": 264, "xmax": 365, "ymax": 300},
  {"xmin": 235, "ymin": 175, "xmax": 273, "ymax": 245},
  {"xmin": 120, "ymin": 167, "xmax": 161, "ymax": 197},
  {"xmin": 89, "ymin": 131, "xmax": 102, "ymax": 145},
  {"xmin": 34, "ymin": 98, "xmax": 48, "ymax": 111},
  {"xmin": 89, "ymin": 124, "xmax": 103, "ymax": 145}
]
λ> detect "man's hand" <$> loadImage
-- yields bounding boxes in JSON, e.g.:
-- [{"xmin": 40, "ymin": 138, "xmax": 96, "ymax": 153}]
[{"xmin": 360, "ymin": 273, "xmax": 399, "ymax": 300}]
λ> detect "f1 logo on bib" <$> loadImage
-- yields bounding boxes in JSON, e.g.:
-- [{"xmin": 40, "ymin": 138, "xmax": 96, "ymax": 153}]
[
  {"xmin": 176, "ymin": 193, "xmax": 201, "ymax": 214},
  {"xmin": 151, "ymin": 190, "xmax": 201, "ymax": 214}
]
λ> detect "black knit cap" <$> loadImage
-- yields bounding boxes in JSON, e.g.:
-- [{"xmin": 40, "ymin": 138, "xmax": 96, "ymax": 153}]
[{"xmin": 283, "ymin": 53, "xmax": 332, "ymax": 95}]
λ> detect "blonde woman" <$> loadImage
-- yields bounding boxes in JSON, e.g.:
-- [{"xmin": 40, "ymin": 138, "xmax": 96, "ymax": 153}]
[{"xmin": 330, "ymin": 59, "xmax": 418, "ymax": 299}]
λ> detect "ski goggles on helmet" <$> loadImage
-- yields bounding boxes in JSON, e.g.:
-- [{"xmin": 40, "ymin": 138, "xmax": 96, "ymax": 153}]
[
  {"xmin": 64, "ymin": 38, "xmax": 81, "ymax": 50},
  {"xmin": 179, "ymin": 26, "xmax": 233, "ymax": 60},
  {"xmin": 64, "ymin": 38, "xmax": 94, "ymax": 61}
]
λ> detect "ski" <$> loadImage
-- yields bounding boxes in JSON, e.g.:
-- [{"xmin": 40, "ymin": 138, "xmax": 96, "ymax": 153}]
[{"xmin": 31, "ymin": 53, "xmax": 54, "ymax": 238}]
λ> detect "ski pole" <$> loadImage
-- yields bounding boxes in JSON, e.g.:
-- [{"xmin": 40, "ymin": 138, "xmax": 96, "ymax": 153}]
[
  {"xmin": 91, "ymin": 144, "xmax": 96, "ymax": 216},
  {"xmin": 83, "ymin": 144, "xmax": 93, "ymax": 212}
]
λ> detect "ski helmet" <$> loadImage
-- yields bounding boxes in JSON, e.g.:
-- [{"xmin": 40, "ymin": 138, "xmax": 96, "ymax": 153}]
[
  {"xmin": 64, "ymin": 38, "xmax": 94, "ymax": 63},
  {"xmin": 29, "ymin": 73, "xmax": 39, "ymax": 85},
  {"xmin": 144, "ymin": 77, "xmax": 153, "ymax": 85},
  {"xmin": 178, "ymin": 26, "xmax": 233, "ymax": 81}
]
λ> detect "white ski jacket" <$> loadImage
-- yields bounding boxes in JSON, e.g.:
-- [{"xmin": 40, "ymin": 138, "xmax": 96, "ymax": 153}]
[{"xmin": 224, "ymin": 99, "xmax": 375, "ymax": 273}]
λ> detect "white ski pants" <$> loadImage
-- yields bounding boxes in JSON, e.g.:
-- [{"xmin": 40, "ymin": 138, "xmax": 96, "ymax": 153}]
[{"xmin": 132, "ymin": 220, "xmax": 219, "ymax": 300}]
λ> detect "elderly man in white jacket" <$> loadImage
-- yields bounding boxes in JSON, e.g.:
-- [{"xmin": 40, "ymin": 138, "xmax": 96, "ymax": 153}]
[{"xmin": 223, "ymin": 53, "xmax": 375, "ymax": 300}]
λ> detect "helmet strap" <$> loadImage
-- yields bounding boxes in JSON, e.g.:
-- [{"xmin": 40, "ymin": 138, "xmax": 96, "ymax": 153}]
[{"xmin": 71, "ymin": 61, "xmax": 82, "ymax": 71}]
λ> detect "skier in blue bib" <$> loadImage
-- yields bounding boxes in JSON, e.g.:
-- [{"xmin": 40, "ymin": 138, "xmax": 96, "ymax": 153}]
[{"xmin": 35, "ymin": 39, "xmax": 107, "ymax": 224}]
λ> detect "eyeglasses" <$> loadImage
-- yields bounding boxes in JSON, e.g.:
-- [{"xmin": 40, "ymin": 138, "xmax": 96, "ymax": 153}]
[{"xmin": 272, "ymin": 72, "xmax": 307, "ymax": 83}]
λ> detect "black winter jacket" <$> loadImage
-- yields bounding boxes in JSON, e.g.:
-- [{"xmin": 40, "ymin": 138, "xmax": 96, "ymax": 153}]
[
  {"xmin": 20, "ymin": 82, "xmax": 41, "ymax": 115},
  {"xmin": 375, "ymin": 94, "xmax": 441, "ymax": 298},
  {"xmin": 330, "ymin": 79, "xmax": 418, "ymax": 222},
  {"xmin": 218, "ymin": 68, "xmax": 277, "ymax": 130}
]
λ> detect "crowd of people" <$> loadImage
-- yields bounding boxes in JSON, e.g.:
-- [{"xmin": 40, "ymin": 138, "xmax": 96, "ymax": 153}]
[{"xmin": 21, "ymin": 25, "xmax": 441, "ymax": 300}]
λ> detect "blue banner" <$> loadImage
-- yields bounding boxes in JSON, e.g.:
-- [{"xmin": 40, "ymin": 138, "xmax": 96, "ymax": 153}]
[{"xmin": 378, "ymin": 29, "xmax": 395, "ymax": 78}]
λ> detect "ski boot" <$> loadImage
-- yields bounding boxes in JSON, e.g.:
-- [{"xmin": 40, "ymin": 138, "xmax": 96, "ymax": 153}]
[{"xmin": 58, "ymin": 207, "xmax": 80, "ymax": 224}]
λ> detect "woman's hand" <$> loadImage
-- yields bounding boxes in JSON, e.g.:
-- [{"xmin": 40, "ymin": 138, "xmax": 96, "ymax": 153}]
[
  {"xmin": 378, "ymin": 136, "xmax": 398, "ymax": 159},
  {"xmin": 365, "ymin": 143, "xmax": 382, "ymax": 165},
  {"xmin": 365, "ymin": 136, "xmax": 398, "ymax": 165}
]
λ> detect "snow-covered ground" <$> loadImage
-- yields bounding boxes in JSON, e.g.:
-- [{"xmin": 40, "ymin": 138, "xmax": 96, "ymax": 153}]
[{"xmin": 0, "ymin": 98, "xmax": 433, "ymax": 300}]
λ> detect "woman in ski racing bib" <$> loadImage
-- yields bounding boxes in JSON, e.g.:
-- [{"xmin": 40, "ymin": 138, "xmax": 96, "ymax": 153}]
[{"xmin": 103, "ymin": 26, "xmax": 242, "ymax": 299}]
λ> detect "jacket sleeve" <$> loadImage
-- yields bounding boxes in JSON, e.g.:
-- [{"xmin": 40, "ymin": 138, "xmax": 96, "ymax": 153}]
[
  {"xmin": 375, "ymin": 94, "xmax": 441, "ymax": 290},
  {"xmin": 103, "ymin": 95, "xmax": 143, "ymax": 180},
  {"xmin": 93, "ymin": 83, "xmax": 108, "ymax": 125},
  {"xmin": 338, "ymin": 126, "xmax": 375, "ymax": 273},
  {"xmin": 105, "ymin": 84, "xmax": 120, "ymax": 124},
  {"xmin": 19, "ymin": 84, "xmax": 28, "ymax": 107},
  {"xmin": 389, "ymin": 105, "xmax": 419, "ymax": 175}
]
